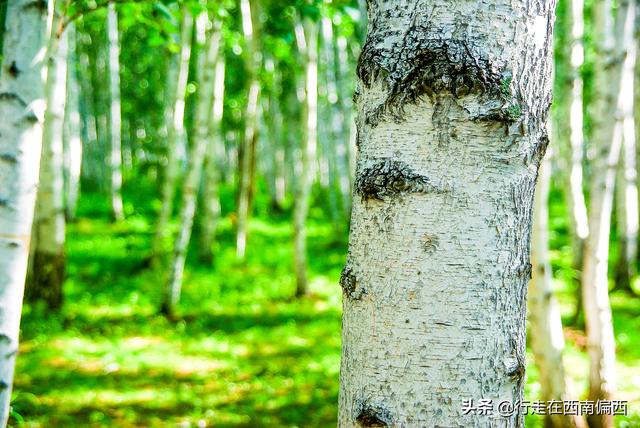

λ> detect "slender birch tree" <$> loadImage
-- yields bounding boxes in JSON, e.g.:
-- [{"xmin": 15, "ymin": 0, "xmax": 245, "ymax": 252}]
[
  {"xmin": 338, "ymin": 1, "xmax": 556, "ymax": 426},
  {"xmin": 152, "ymin": 9, "xmax": 194, "ymax": 265},
  {"xmin": 293, "ymin": 17, "xmax": 318, "ymax": 297},
  {"xmin": 581, "ymin": 2, "xmax": 635, "ymax": 426},
  {"xmin": 199, "ymin": 42, "xmax": 225, "ymax": 264},
  {"xmin": 28, "ymin": 14, "xmax": 69, "ymax": 309},
  {"xmin": 236, "ymin": 0, "xmax": 260, "ymax": 259},
  {"xmin": 0, "ymin": 0, "xmax": 50, "ymax": 423},
  {"xmin": 161, "ymin": 11, "xmax": 221, "ymax": 316},
  {"xmin": 529, "ymin": 149, "xmax": 586, "ymax": 428}
]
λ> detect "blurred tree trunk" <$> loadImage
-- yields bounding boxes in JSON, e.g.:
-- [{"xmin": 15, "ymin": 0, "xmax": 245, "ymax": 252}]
[
  {"xmin": 559, "ymin": 0, "xmax": 589, "ymax": 323},
  {"xmin": 0, "ymin": 0, "xmax": 49, "ymax": 423},
  {"xmin": 581, "ymin": 1, "xmax": 635, "ymax": 427},
  {"xmin": 613, "ymin": 32, "xmax": 638, "ymax": 294},
  {"xmin": 63, "ymin": 24, "xmax": 82, "ymax": 222},
  {"xmin": 28, "ymin": 17, "xmax": 69, "ymax": 310},
  {"xmin": 236, "ymin": 0, "xmax": 260, "ymax": 259},
  {"xmin": 262, "ymin": 60, "xmax": 286, "ymax": 212},
  {"xmin": 293, "ymin": 17, "xmax": 318, "ymax": 297},
  {"xmin": 336, "ymin": 35, "xmax": 355, "ymax": 216},
  {"xmin": 161, "ymin": 12, "xmax": 221, "ymax": 316},
  {"xmin": 152, "ymin": 10, "xmax": 194, "ymax": 265},
  {"xmin": 199, "ymin": 39, "xmax": 226, "ymax": 264},
  {"xmin": 107, "ymin": 3, "xmax": 124, "ymax": 221},
  {"xmin": 338, "ymin": 1, "xmax": 555, "ymax": 426},
  {"xmin": 529, "ymin": 150, "xmax": 586, "ymax": 428}
]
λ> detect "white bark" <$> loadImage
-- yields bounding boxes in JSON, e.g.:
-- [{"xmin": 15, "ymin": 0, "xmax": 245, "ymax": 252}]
[
  {"xmin": 199, "ymin": 31, "xmax": 225, "ymax": 264},
  {"xmin": 63, "ymin": 24, "xmax": 82, "ymax": 222},
  {"xmin": 29, "ymin": 14, "xmax": 68, "ymax": 309},
  {"xmin": 152, "ymin": 10, "xmax": 194, "ymax": 264},
  {"xmin": 581, "ymin": 2, "xmax": 634, "ymax": 426},
  {"xmin": 0, "ymin": 0, "xmax": 50, "ymax": 423},
  {"xmin": 162, "ymin": 12, "xmax": 220, "ymax": 315},
  {"xmin": 236, "ymin": 0, "xmax": 260, "ymax": 259},
  {"xmin": 614, "ymin": 28, "xmax": 638, "ymax": 292},
  {"xmin": 106, "ymin": 3, "xmax": 124, "ymax": 221},
  {"xmin": 529, "ymin": 150, "xmax": 586, "ymax": 428},
  {"xmin": 293, "ymin": 18, "xmax": 318, "ymax": 297},
  {"xmin": 339, "ymin": 1, "xmax": 555, "ymax": 426}
]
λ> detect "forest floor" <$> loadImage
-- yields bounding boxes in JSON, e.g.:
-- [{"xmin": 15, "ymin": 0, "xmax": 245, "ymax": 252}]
[{"xmin": 8, "ymin": 188, "xmax": 640, "ymax": 427}]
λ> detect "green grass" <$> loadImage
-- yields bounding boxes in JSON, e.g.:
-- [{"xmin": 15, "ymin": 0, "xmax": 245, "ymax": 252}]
[{"xmin": 9, "ymin": 186, "xmax": 640, "ymax": 427}]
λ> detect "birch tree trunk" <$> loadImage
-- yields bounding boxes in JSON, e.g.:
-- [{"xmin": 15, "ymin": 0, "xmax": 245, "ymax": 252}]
[
  {"xmin": 199, "ymin": 38, "xmax": 225, "ymax": 264},
  {"xmin": 581, "ymin": 2, "xmax": 634, "ymax": 426},
  {"xmin": 529, "ymin": 150, "xmax": 586, "ymax": 428},
  {"xmin": 152, "ymin": 10, "xmax": 193, "ymax": 265},
  {"xmin": 338, "ymin": 1, "xmax": 555, "ymax": 426},
  {"xmin": 106, "ymin": 3, "xmax": 124, "ymax": 221},
  {"xmin": 0, "ymin": 0, "xmax": 50, "ymax": 423},
  {"xmin": 293, "ymin": 18, "xmax": 318, "ymax": 297},
  {"xmin": 560, "ymin": 0, "xmax": 589, "ymax": 319},
  {"xmin": 161, "ymin": 13, "xmax": 220, "ymax": 316},
  {"xmin": 236, "ymin": 0, "xmax": 260, "ymax": 259},
  {"xmin": 63, "ymin": 24, "xmax": 82, "ymax": 222},
  {"xmin": 613, "ymin": 33, "xmax": 638, "ymax": 293},
  {"xmin": 28, "ymin": 15, "xmax": 68, "ymax": 310}
]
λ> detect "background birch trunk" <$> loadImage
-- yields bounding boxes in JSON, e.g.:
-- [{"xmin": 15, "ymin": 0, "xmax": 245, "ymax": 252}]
[
  {"xmin": 236, "ymin": 0, "xmax": 260, "ymax": 259},
  {"xmin": 63, "ymin": 24, "xmax": 82, "ymax": 223},
  {"xmin": 161, "ymin": 12, "xmax": 220, "ymax": 317},
  {"xmin": 151, "ymin": 10, "xmax": 193, "ymax": 265},
  {"xmin": 199, "ymin": 45, "xmax": 225, "ymax": 265},
  {"xmin": 28, "ymin": 16, "xmax": 68, "ymax": 310},
  {"xmin": 0, "ymin": 0, "xmax": 50, "ymax": 423},
  {"xmin": 338, "ymin": 0, "xmax": 555, "ymax": 425},
  {"xmin": 293, "ymin": 18, "xmax": 318, "ymax": 297},
  {"xmin": 581, "ymin": 2, "xmax": 634, "ymax": 426},
  {"xmin": 106, "ymin": 3, "xmax": 124, "ymax": 221},
  {"xmin": 529, "ymin": 150, "xmax": 586, "ymax": 428}
]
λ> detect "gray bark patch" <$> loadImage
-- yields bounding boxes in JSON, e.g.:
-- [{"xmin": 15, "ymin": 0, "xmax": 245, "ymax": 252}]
[{"xmin": 354, "ymin": 160, "xmax": 447, "ymax": 202}]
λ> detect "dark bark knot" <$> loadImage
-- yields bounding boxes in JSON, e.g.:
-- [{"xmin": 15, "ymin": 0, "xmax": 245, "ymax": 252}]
[
  {"xmin": 354, "ymin": 160, "xmax": 446, "ymax": 202},
  {"xmin": 8, "ymin": 62, "xmax": 20, "ymax": 78},
  {"xmin": 340, "ymin": 266, "xmax": 365, "ymax": 301},
  {"xmin": 355, "ymin": 400, "xmax": 392, "ymax": 427},
  {"xmin": 0, "ymin": 153, "xmax": 18, "ymax": 164},
  {"xmin": 357, "ymin": 29, "xmax": 517, "ymax": 123},
  {"xmin": 421, "ymin": 233, "xmax": 439, "ymax": 254}
]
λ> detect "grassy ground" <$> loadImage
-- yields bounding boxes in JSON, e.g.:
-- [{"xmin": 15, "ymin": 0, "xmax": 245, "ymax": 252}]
[{"xmin": 9, "ymin": 188, "xmax": 640, "ymax": 427}]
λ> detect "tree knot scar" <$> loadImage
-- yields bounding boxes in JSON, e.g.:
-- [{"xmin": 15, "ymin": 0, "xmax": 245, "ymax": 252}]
[
  {"xmin": 340, "ymin": 265, "xmax": 365, "ymax": 301},
  {"xmin": 23, "ymin": 0, "xmax": 48, "ymax": 11},
  {"xmin": 357, "ymin": 24, "xmax": 513, "ymax": 123},
  {"xmin": 8, "ymin": 62, "xmax": 20, "ymax": 78},
  {"xmin": 0, "ymin": 153, "xmax": 18, "ymax": 164},
  {"xmin": 354, "ymin": 160, "xmax": 447, "ymax": 202},
  {"xmin": 420, "ymin": 233, "xmax": 439, "ymax": 254},
  {"xmin": 505, "ymin": 355, "xmax": 526, "ymax": 383},
  {"xmin": 355, "ymin": 399, "xmax": 392, "ymax": 427}
]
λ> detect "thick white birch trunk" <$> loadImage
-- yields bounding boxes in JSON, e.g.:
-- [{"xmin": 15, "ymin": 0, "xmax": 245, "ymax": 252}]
[
  {"xmin": 338, "ymin": 1, "xmax": 555, "ymax": 426},
  {"xmin": 29, "ymin": 15, "xmax": 68, "ymax": 309},
  {"xmin": 106, "ymin": 3, "xmax": 124, "ymax": 221},
  {"xmin": 161, "ymin": 13, "xmax": 220, "ymax": 316},
  {"xmin": 0, "ymin": 0, "xmax": 50, "ymax": 423},
  {"xmin": 529, "ymin": 151, "xmax": 586, "ymax": 428},
  {"xmin": 581, "ymin": 2, "xmax": 634, "ymax": 427},
  {"xmin": 152, "ymin": 10, "xmax": 193, "ymax": 264},
  {"xmin": 236, "ymin": 0, "xmax": 260, "ymax": 259},
  {"xmin": 63, "ymin": 24, "xmax": 82, "ymax": 222},
  {"xmin": 293, "ymin": 18, "xmax": 318, "ymax": 297}
]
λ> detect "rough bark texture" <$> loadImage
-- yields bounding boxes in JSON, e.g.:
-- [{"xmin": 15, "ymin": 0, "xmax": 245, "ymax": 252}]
[
  {"xmin": 0, "ymin": 0, "xmax": 50, "ymax": 423},
  {"xmin": 339, "ymin": 1, "xmax": 555, "ymax": 426},
  {"xmin": 28, "ymin": 19, "xmax": 69, "ymax": 310},
  {"xmin": 529, "ymin": 151, "xmax": 586, "ymax": 428}
]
